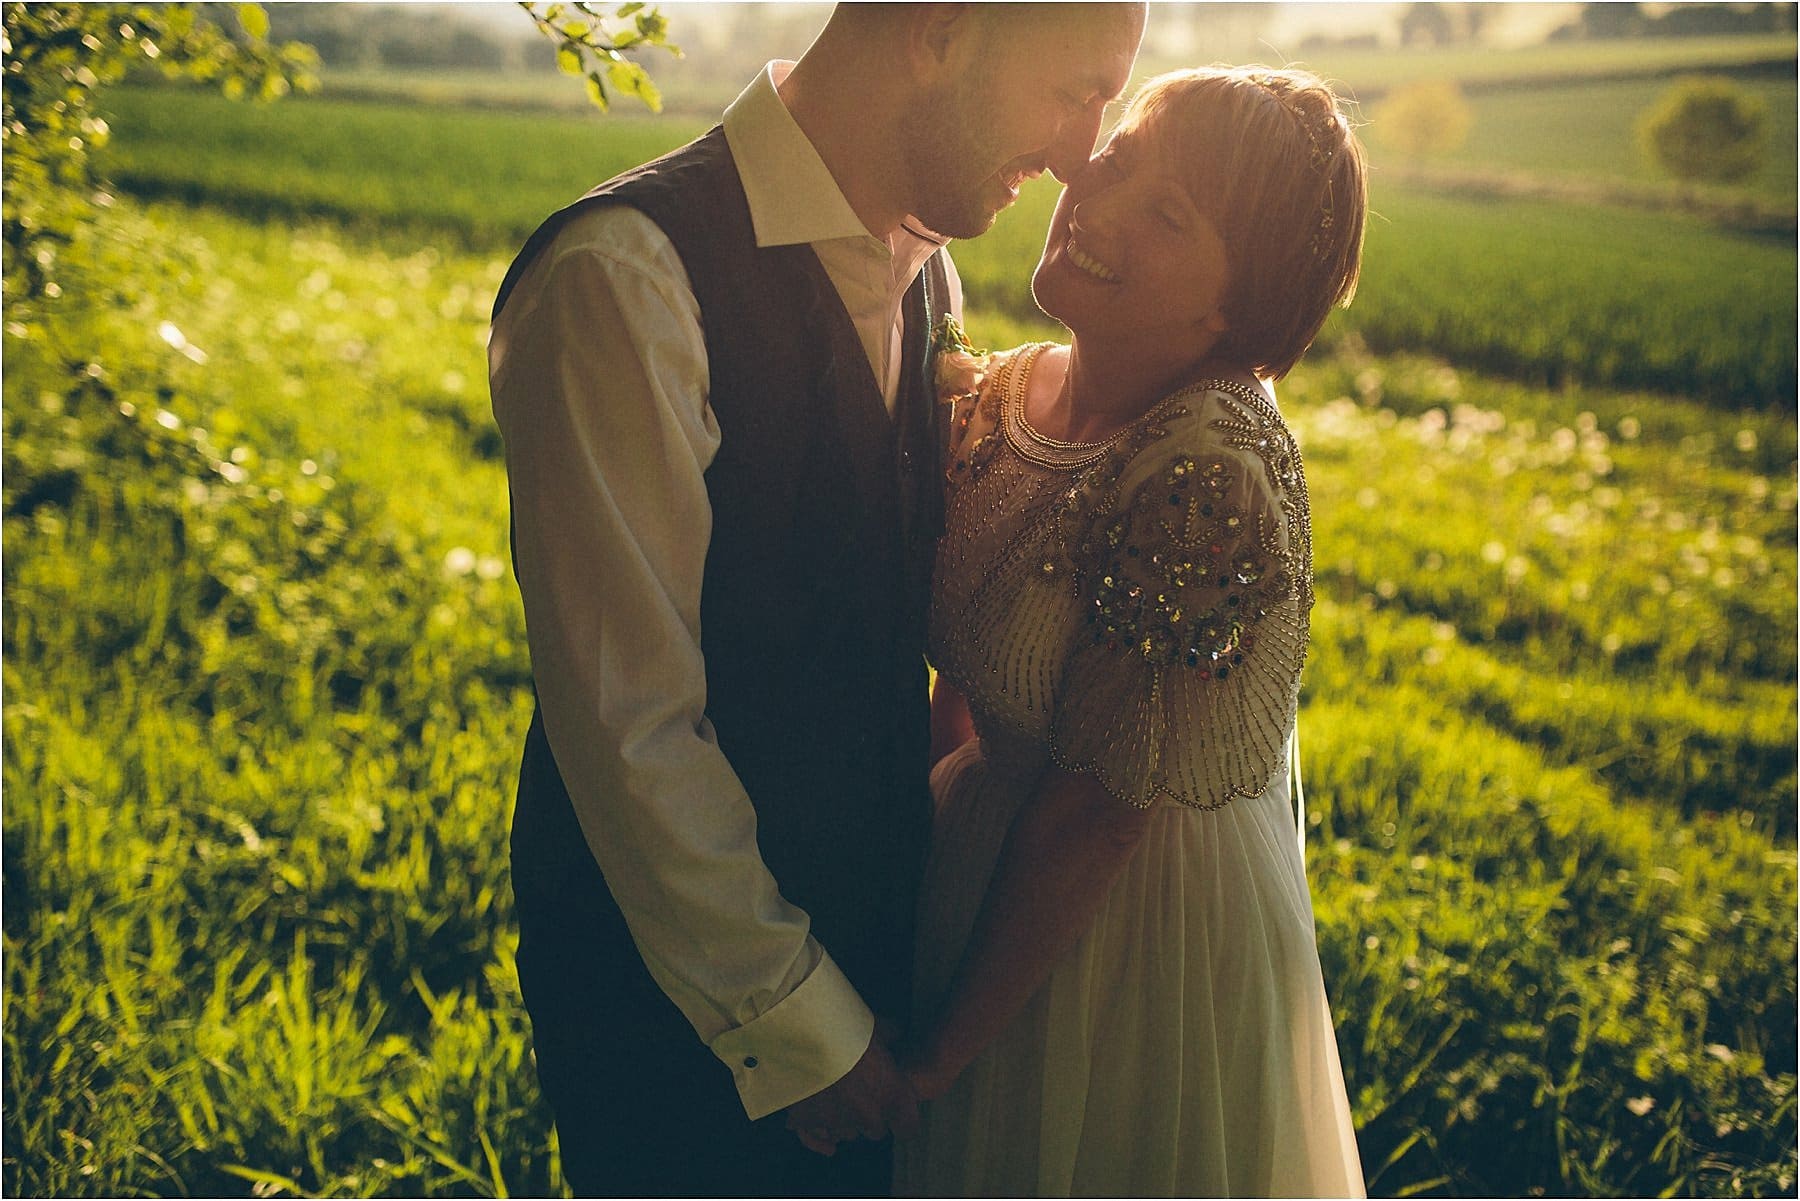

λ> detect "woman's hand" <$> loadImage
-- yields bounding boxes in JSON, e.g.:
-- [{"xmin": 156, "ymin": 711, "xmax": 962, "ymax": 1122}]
[
  {"xmin": 929, "ymin": 674, "xmax": 978, "ymax": 768},
  {"xmin": 896, "ymin": 1036, "xmax": 960, "ymax": 1104},
  {"xmin": 907, "ymin": 769, "xmax": 1154, "ymax": 1104}
]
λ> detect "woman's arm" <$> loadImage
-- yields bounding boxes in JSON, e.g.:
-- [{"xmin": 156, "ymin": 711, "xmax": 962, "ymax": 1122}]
[
  {"xmin": 903, "ymin": 767, "xmax": 1153, "ymax": 1099},
  {"xmin": 929, "ymin": 673, "xmax": 978, "ymax": 769}
]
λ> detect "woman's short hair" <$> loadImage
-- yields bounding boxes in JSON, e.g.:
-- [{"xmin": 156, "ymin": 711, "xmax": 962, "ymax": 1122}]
[{"xmin": 1116, "ymin": 66, "xmax": 1367, "ymax": 380}]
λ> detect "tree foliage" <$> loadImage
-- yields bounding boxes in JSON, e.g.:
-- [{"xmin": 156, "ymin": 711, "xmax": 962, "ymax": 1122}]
[
  {"xmin": 1, "ymin": 3, "xmax": 319, "ymax": 302},
  {"xmin": 1374, "ymin": 79, "xmax": 1474, "ymax": 160},
  {"xmin": 518, "ymin": 1, "xmax": 680, "ymax": 113},
  {"xmin": 1, "ymin": 2, "xmax": 677, "ymax": 310},
  {"xmin": 1637, "ymin": 75, "xmax": 1769, "ymax": 186}
]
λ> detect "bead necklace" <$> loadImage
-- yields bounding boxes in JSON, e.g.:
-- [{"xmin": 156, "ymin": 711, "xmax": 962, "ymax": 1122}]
[{"xmin": 1001, "ymin": 343, "xmax": 1230, "ymax": 473}]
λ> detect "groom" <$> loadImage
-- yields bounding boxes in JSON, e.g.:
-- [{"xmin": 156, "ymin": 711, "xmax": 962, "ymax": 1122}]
[{"xmin": 489, "ymin": 4, "xmax": 1145, "ymax": 1194}]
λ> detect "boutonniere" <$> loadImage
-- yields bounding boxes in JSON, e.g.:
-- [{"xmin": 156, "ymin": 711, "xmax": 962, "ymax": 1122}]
[{"xmin": 932, "ymin": 314, "xmax": 989, "ymax": 410}]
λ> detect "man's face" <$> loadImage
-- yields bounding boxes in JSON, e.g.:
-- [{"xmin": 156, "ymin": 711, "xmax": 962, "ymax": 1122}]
[{"xmin": 903, "ymin": 5, "xmax": 1146, "ymax": 240}]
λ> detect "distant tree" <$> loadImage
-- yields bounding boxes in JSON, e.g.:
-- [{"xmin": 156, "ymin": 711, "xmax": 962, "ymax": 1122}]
[
  {"xmin": 1400, "ymin": 3, "xmax": 1455, "ymax": 47},
  {"xmin": 1580, "ymin": 2, "xmax": 1647, "ymax": 38},
  {"xmin": 1375, "ymin": 79, "xmax": 1474, "ymax": 160},
  {"xmin": 251, "ymin": 3, "xmax": 677, "ymax": 86},
  {"xmin": 1462, "ymin": 5, "xmax": 1491, "ymax": 43},
  {"xmin": 1395, "ymin": 3, "xmax": 1493, "ymax": 47},
  {"xmin": 447, "ymin": 26, "xmax": 505, "ymax": 69},
  {"xmin": 1637, "ymin": 76, "xmax": 1769, "ymax": 187},
  {"xmin": 378, "ymin": 24, "xmax": 505, "ymax": 70},
  {"xmin": 250, "ymin": 2, "xmax": 377, "ymax": 68},
  {"xmin": 1650, "ymin": 2, "xmax": 1792, "ymax": 37}
]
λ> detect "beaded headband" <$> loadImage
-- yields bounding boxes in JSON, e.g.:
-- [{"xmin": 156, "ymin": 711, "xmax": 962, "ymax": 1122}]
[{"xmin": 1244, "ymin": 73, "xmax": 1341, "ymax": 262}]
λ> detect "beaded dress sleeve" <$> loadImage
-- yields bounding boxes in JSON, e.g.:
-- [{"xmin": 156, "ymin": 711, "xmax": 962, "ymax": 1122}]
[{"xmin": 1046, "ymin": 382, "xmax": 1315, "ymax": 810}]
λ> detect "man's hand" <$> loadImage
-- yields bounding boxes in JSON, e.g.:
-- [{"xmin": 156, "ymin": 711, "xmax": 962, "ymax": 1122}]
[{"xmin": 783, "ymin": 1022, "xmax": 919, "ymax": 1156}]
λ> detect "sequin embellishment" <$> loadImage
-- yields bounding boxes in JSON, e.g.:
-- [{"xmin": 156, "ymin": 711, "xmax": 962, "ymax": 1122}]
[{"xmin": 928, "ymin": 343, "xmax": 1314, "ymax": 810}]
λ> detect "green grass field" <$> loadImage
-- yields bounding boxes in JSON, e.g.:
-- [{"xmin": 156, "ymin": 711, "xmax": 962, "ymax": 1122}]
[
  {"xmin": 1231, "ymin": 32, "xmax": 1798, "ymax": 94},
  {"xmin": 96, "ymin": 80, "xmax": 1798, "ymax": 405},
  {"xmin": 7, "ymin": 35, "xmax": 1797, "ymax": 1199},
  {"xmin": 1426, "ymin": 75, "xmax": 1800, "ymax": 203},
  {"xmin": 8, "ymin": 190, "xmax": 1792, "ymax": 1198},
  {"xmin": 96, "ymin": 87, "xmax": 709, "ymax": 248}
]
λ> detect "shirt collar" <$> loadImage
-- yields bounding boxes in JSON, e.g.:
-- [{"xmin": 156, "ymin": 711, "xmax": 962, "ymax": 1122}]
[{"xmin": 723, "ymin": 61, "xmax": 945, "ymax": 256}]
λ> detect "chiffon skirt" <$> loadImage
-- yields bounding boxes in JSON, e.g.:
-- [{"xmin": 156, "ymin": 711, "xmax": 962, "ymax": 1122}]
[{"xmin": 895, "ymin": 737, "xmax": 1365, "ymax": 1198}]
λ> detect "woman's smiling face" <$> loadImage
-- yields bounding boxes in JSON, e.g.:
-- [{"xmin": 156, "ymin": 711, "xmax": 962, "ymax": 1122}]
[{"xmin": 1030, "ymin": 123, "xmax": 1233, "ymax": 367}]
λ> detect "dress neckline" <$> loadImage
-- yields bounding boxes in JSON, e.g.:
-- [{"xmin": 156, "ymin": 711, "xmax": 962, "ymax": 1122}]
[
  {"xmin": 1001, "ymin": 344, "xmax": 1137, "ymax": 471},
  {"xmin": 1000, "ymin": 342, "xmax": 1260, "ymax": 472}
]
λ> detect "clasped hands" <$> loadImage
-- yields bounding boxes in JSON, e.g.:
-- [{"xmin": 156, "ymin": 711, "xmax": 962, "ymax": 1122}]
[{"xmin": 783, "ymin": 1020, "xmax": 953, "ymax": 1156}]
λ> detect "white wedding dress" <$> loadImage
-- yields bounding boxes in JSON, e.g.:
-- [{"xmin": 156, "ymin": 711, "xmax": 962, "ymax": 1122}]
[{"xmin": 896, "ymin": 345, "xmax": 1364, "ymax": 1197}]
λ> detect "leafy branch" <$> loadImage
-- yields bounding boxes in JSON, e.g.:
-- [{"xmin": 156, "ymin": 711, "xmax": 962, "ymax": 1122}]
[
  {"xmin": 517, "ymin": 1, "xmax": 680, "ymax": 113},
  {"xmin": 2, "ymin": 3, "xmax": 320, "ymax": 302}
]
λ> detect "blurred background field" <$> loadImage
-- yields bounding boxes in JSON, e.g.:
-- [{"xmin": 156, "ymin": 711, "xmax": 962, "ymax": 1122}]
[{"xmin": 4, "ymin": 3, "xmax": 1796, "ymax": 1197}]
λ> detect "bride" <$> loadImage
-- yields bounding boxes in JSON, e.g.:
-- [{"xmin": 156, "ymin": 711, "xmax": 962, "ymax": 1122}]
[{"xmin": 895, "ymin": 67, "xmax": 1368, "ymax": 1197}]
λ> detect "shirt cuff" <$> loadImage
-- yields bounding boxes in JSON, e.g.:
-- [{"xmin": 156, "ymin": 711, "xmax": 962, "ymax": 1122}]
[{"xmin": 708, "ymin": 950, "xmax": 875, "ymax": 1120}]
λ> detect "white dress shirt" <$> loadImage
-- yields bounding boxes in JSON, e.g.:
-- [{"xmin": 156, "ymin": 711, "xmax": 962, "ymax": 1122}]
[{"xmin": 488, "ymin": 62, "xmax": 963, "ymax": 1121}]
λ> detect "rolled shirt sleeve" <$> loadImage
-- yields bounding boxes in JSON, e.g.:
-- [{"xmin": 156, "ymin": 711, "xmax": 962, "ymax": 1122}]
[{"xmin": 489, "ymin": 206, "xmax": 872, "ymax": 1120}]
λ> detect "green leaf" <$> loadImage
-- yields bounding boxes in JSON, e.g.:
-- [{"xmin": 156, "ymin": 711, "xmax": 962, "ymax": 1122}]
[
  {"xmin": 555, "ymin": 46, "xmax": 581, "ymax": 76},
  {"xmin": 559, "ymin": 19, "xmax": 589, "ymax": 38},
  {"xmin": 236, "ymin": 4, "xmax": 269, "ymax": 41},
  {"xmin": 606, "ymin": 59, "xmax": 651, "ymax": 102},
  {"xmin": 616, "ymin": 1, "xmax": 646, "ymax": 15},
  {"xmin": 612, "ymin": 59, "xmax": 660, "ymax": 112},
  {"xmin": 584, "ymin": 72, "xmax": 609, "ymax": 111}
]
